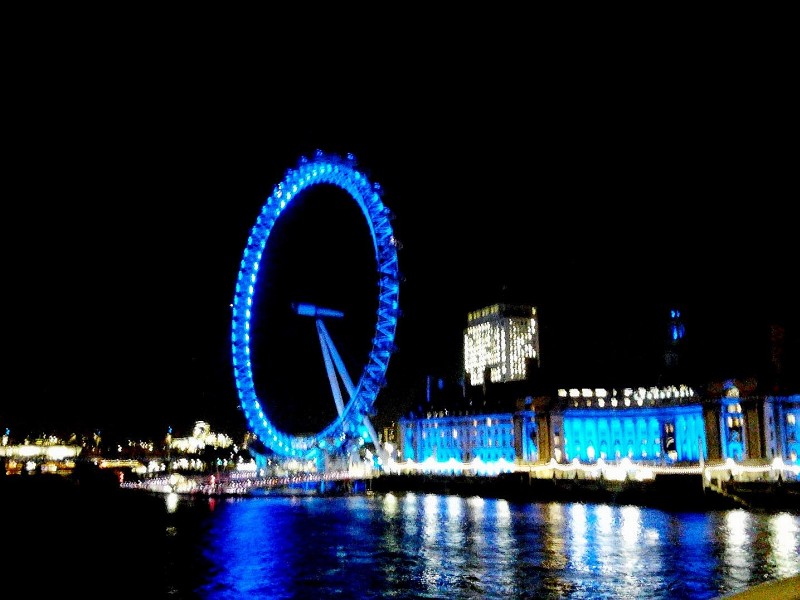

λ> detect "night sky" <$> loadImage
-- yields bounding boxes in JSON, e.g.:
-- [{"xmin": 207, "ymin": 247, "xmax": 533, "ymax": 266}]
[{"xmin": 4, "ymin": 24, "xmax": 796, "ymax": 441}]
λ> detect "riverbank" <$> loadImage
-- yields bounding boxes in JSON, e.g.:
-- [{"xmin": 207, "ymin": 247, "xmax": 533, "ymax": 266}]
[
  {"xmin": 6, "ymin": 468, "xmax": 798, "ymax": 513},
  {"xmin": 370, "ymin": 472, "xmax": 800, "ymax": 513},
  {"xmin": 716, "ymin": 574, "xmax": 800, "ymax": 599}
]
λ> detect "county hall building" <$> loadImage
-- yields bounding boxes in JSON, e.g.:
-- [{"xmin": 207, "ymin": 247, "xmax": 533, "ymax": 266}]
[{"xmin": 396, "ymin": 304, "xmax": 799, "ymax": 477}]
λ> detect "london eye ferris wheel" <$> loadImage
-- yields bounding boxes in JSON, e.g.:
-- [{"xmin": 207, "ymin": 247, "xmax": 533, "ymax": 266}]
[{"xmin": 231, "ymin": 150, "xmax": 401, "ymax": 468}]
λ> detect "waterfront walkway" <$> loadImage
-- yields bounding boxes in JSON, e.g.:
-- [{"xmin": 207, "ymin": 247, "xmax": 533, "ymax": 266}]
[
  {"xmin": 116, "ymin": 468, "xmax": 800, "ymax": 513},
  {"xmin": 716, "ymin": 574, "xmax": 800, "ymax": 599}
]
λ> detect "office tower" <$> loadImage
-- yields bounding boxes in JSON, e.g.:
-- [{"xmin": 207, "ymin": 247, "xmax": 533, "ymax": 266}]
[{"xmin": 464, "ymin": 303, "xmax": 540, "ymax": 386}]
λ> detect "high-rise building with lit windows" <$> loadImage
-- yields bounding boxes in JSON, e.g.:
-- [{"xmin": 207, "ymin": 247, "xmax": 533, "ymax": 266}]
[{"xmin": 464, "ymin": 304, "xmax": 540, "ymax": 386}]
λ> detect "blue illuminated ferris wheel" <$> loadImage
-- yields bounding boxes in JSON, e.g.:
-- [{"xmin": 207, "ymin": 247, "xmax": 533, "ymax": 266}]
[{"xmin": 231, "ymin": 150, "xmax": 400, "ymax": 465}]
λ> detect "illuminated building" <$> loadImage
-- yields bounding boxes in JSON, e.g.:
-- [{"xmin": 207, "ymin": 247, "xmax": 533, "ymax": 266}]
[
  {"xmin": 464, "ymin": 304, "xmax": 540, "ymax": 386},
  {"xmin": 399, "ymin": 305, "xmax": 800, "ymax": 479},
  {"xmin": 400, "ymin": 412, "xmax": 520, "ymax": 465},
  {"xmin": 703, "ymin": 382, "xmax": 800, "ymax": 465},
  {"xmin": 169, "ymin": 420, "xmax": 233, "ymax": 453},
  {"xmin": 0, "ymin": 441, "xmax": 82, "ymax": 475},
  {"xmin": 398, "ymin": 385, "xmax": 800, "ymax": 473},
  {"xmin": 537, "ymin": 385, "xmax": 705, "ymax": 464}
]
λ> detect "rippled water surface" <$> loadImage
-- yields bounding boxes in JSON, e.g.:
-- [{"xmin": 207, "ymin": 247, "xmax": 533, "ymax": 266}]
[{"xmin": 152, "ymin": 492, "xmax": 800, "ymax": 599}]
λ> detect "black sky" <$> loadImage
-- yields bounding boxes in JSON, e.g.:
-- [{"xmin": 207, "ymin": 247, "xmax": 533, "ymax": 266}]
[{"xmin": 4, "ymin": 20, "xmax": 796, "ymax": 440}]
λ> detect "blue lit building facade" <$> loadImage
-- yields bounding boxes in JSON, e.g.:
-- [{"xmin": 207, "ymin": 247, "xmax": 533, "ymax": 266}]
[
  {"xmin": 545, "ymin": 386, "xmax": 705, "ymax": 463},
  {"xmin": 399, "ymin": 412, "xmax": 520, "ymax": 465},
  {"xmin": 398, "ymin": 385, "xmax": 800, "ymax": 470},
  {"xmin": 397, "ymin": 304, "xmax": 800, "ymax": 473}
]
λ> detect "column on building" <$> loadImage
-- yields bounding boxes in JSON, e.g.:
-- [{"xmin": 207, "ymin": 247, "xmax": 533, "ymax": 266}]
[{"xmin": 513, "ymin": 410, "xmax": 537, "ymax": 463}]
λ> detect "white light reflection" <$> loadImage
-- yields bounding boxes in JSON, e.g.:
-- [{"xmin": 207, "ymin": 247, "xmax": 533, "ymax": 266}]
[
  {"xmin": 495, "ymin": 499, "xmax": 511, "ymax": 525},
  {"xmin": 595, "ymin": 504, "xmax": 614, "ymax": 537},
  {"xmin": 420, "ymin": 494, "xmax": 443, "ymax": 591},
  {"xmin": 378, "ymin": 493, "xmax": 402, "ymax": 557},
  {"xmin": 543, "ymin": 503, "xmax": 568, "ymax": 571},
  {"xmin": 620, "ymin": 505, "xmax": 642, "ymax": 547},
  {"xmin": 402, "ymin": 493, "xmax": 420, "ymax": 538},
  {"xmin": 593, "ymin": 504, "xmax": 616, "ymax": 576},
  {"xmin": 487, "ymin": 499, "xmax": 516, "ymax": 595},
  {"xmin": 382, "ymin": 492, "xmax": 398, "ymax": 517},
  {"xmin": 467, "ymin": 495, "xmax": 485, "ymax": 521},
  {"xmin": 466, "ymin": 496, "xmax": 489, "ymax": 593},
  {"xmin": 165, "ymin": 492, "xmax": 179, "ymax": 513},
  {"xmin": 476, "ymin": 499, "xmax": 520, "ymax": 598},
  {"xmin": 568, "ymin": 503, "xmax": 588, "ymax": 572},
  {"xmin": 467, "ymin": 497, "xmax": 487, "ymax": 543},
  {"xmin": 617, "ymin": 505, "xmax": 652, "ymax": 600},
  {"xmin": 769, "ymin": 513, "xmax": 800, "ymax": 579},
  {"xmin": 446, "ymin": 495, "xmax": 462, "ymax": 520},
  {"xmin": 423, "ymin": 494, "xmax": 440, "ymax": 541},
  {"xmin": 445, "ymin": 496, "xmax": 466, "ymax": 554},
  {"xmin": 723, "ymin": 510, "xmax": 753, "ymax": 587}
]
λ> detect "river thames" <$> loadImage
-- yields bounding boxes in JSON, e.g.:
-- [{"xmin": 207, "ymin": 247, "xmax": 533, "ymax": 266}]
[{"xmin": 10, "ymin": 482, "xmax": 800, "ymax": 599}]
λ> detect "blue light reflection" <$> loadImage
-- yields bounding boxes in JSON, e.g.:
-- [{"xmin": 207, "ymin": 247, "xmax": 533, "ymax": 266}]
[{"xmin": 174, "ymin": 495, "xmax": 800, "ymax": 599}]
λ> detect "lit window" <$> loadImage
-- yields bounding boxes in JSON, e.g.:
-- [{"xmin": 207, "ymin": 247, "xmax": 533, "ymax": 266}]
[{"xmin": 788, "ymin": 414, "xmax": 796, "ymax": 426}]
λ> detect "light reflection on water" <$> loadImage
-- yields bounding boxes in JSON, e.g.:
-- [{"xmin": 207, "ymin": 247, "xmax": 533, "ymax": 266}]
[
  {"xmin": 163, "ymin": 493, "xmax": 800, "ymax": 599},
  {"xmin": 770, "ymin": 513, "xmax": 799, "ymax": 579}
]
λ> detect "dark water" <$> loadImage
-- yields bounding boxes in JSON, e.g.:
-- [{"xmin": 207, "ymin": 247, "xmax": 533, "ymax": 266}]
[{"xmin": 9, "ymin": 481, "xmax": 800, "ymax": 599}]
